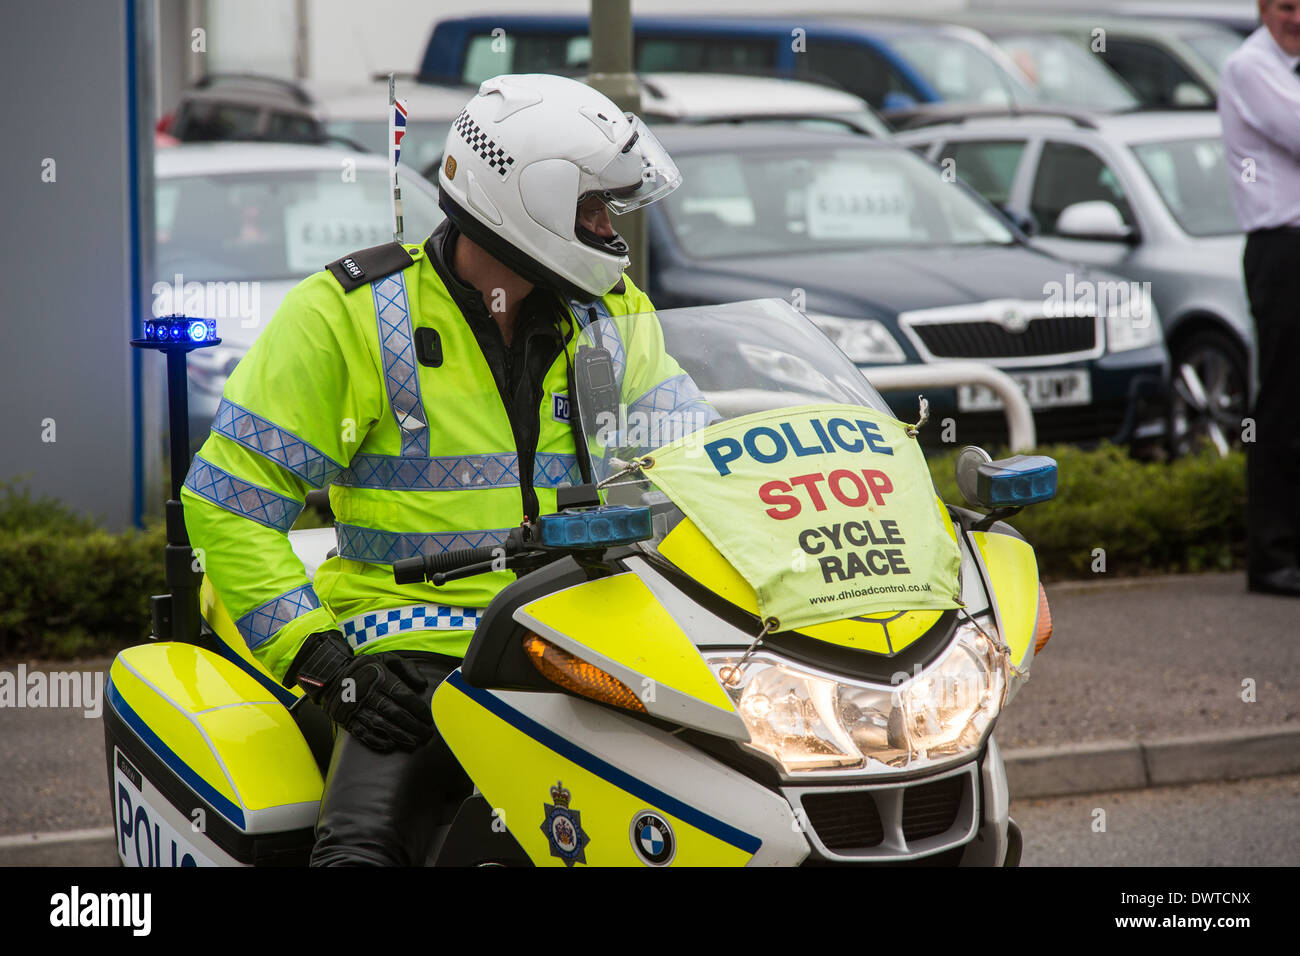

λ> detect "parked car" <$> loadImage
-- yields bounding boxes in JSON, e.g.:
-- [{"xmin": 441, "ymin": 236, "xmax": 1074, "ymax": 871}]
[
  {"xmin": 165, "ymin": 73, "xmax": 330, "ymax": 144},
  {"xmin": 154, "ymin": 142, "xmax": 445, "ymax": 443},
  {"xmin": 966, "ymin": 0, "xmax": 1260, "ymax": 37},
  {"xmin": 419, "ymin": 15, "xmax": 1038, "ymax": 116},
  {"xmin": 947, "ymin": 14, "xmax": 1239, "ymax": 108},
  {"xmin": 637, "ymin": 72, "xmax": 890, "ymax": 137},
  {"xmin": 909, "ymin": 15, "xmax": 1142, "ymax": 110},
  {"xmin": 1091, "ymin": 2, "xmax": 1258, "ymax": 36},
  {"xmin": 311, "ymin": 77, "xmax": 476, "ymax": 181},
  {"xmin": 643, "ymin": 125, "xmax": 1170, "ymax": 451},
  {"xmin": 897, "ymin": 108, "xmax": 1250, "ymax": 455}
]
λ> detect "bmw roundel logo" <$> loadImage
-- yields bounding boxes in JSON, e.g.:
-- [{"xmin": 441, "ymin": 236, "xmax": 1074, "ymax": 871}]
[{"xmin": 630, "ymin": 811, "xmax": 675, "ymax": 866}]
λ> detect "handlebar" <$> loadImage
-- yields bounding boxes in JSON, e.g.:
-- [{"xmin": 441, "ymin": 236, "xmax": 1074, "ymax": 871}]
[{"xmin": 393, "ymin": 546, "xmax": 502, "ymax": 585}]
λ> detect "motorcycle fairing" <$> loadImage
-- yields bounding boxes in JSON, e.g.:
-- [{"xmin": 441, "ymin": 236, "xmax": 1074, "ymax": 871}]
[
  {"xmin": 105, "ymin": 643, "xmax": 323, "ymax": 865},
  {"xmin": 432, "ymin": 670, "xmax": 809, "ymax": 866},
  {"xmin": 968, "ymin": 530, "xmax": 1041, "ymax": 670},
  {"xmin": 512, "ymin": 572, "xmax": 749, "ymax": 740},
  {"xmin": 652, "ymin": 502, "xmax": 962, "ymax": 656}
]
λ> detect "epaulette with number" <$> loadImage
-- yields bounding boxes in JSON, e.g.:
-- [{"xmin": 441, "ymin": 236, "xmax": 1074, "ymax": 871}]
[{"xmin": 325, "ymin": 242, "xmax": 418, "ymax": 293}]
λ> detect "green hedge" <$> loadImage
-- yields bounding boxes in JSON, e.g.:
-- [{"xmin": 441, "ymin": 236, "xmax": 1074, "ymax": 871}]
[
  {"xmin": 0, "ymin": 446, "xmax": 1247, "ymax": 658},
  {"xmin": 0, "ymin": 480, "xmax": 165, "ymax": 659},
  {"xmin": 0, "ymin": 480, "xmax": 328, "ymax": 660},
  {"xmin": 926, "ymin": 443, "xmax": 1247, "ymax": 580}
]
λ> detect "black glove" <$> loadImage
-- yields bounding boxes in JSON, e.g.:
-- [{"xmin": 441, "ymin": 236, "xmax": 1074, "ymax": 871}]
[{"xmin": 286, "ymin": 630, "xmax": 435, "ymax": 754}]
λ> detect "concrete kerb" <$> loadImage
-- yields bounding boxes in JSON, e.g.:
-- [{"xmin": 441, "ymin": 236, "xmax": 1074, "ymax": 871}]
[{"xmin": 1004, "ymin": 724, "xmax": 1300, "ymax": 799}]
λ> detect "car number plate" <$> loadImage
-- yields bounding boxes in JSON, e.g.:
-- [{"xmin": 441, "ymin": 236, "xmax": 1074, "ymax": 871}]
[{"xmin": 958, "ymin": 370, "xmax": 1091, "ymax": 412}]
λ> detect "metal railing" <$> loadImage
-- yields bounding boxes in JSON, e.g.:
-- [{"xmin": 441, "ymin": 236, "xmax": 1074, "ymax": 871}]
[{"xmin": 865, "ymin": 362, "xmax": 1037, "ymax": 452}]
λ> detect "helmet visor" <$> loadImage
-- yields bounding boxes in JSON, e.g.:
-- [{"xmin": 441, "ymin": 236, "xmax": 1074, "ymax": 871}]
[{"xmin": 589, "ymin": 116, "xmax": 682, "ymax": 214}]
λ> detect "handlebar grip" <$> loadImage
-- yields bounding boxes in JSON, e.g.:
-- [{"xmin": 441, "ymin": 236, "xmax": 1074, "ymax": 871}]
[
  {"xmin": 392, "ymin": 556, "xmax": 427, "ymax": 585},
  {"xmin": 392, "ymin": 546, "xmax": 502, "ymax": 584}
]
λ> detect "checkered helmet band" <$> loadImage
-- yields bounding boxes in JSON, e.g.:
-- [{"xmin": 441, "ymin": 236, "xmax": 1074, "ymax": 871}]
[{"xmin": 452, "ymin": 109, "xmax": 516, "ymax": 179}]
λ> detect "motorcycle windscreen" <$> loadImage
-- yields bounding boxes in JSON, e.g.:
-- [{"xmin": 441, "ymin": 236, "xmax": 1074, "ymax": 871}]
[{"xmin": 568, "ymin": 298, "xmax": 961, "ymax": 631}]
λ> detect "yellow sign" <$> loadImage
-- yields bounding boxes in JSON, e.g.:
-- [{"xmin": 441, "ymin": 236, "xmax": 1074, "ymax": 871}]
[{"xmin": 645, "ymin": 404, "xmax": 962, "ymax": 629}]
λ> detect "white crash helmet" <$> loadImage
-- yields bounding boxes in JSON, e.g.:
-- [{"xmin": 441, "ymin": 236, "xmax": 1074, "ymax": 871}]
[{"xmin": 437, "ymin": 73, "xmax": 681, "ymax": 300}]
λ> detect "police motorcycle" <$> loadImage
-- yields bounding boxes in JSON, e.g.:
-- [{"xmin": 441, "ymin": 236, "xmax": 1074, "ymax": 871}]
[{"xmin": 104, "ymin": 299, "xmax": 1057, "ymax": 867}]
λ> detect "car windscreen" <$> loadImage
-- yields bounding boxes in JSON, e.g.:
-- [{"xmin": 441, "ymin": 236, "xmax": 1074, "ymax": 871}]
[
  {"xmin": 156, "ymin": 167, "xmax": 444, "ymax": 281},
  {"xmin": 888, "ymin": 34, "xmax": 1025, "ymax": 106},
  {"xmin": 1180, "ymin": 31, "xmax": 1240, "ymax": 75},
  {"xmin": 325, "ymin": 119, "xmax": 452, "ymax": 175},
  {"xmin": 1131, "ymin": 137, "xmax": 1240, "ymax": 237},
  {"xmin": 992, "ymin": 33, "xmax": 1140, "ymax": 110},
  {"xmin": 661, "ymin": 145, "xmax": 1015, "ymax": 258}
]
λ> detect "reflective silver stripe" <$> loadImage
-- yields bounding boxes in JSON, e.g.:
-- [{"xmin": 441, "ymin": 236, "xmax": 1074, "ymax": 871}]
[
  {"xmin": 334, "ymin": 523, "xmax": 512, "ymax": 564},
  {"xmin": 628, "ymin": 372, "xmax": 712, "ymax": 418},
  {"xmin": 235, "ymin": 585, "xmax": 321, "ymax": 650},
  {"xmin": 183, "ymin": 456, "xmax": 302, "ymax": 532},
  {"xmin": 211, "ymin": 398, "xmax": 345, "ymax": 488},
  {"xmin": 533, "ymin": 452, "xmax": 583, "ymax": 488},
  {"xmin": 627, "ymin": 374, "xmax": 719, "ymax": 448},
  {"xmin": 338, "ymin": 603, "xmax": 483, "ymax": 648},
  {"xmin": 335, "ymin": 452, "xmax": 579, "ymax": 490},
  {"xmin": 373, "ymin": 273, "xmax": 429, "ymax": 456}
]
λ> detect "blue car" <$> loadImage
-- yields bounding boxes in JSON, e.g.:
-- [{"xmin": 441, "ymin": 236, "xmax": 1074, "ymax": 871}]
[{"xmin": 419, "ymin": 14, "xmax": 1037, "ymax": 115}]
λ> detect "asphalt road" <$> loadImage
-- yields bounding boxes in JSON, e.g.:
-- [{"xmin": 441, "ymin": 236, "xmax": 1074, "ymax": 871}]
[
  {"xmin": 0, "ymin": 570, "xmax": 1296, "ymax": 850},
  {"xmin": 1011, "ymin": 774, "xmax": 1300, "ymax": 867}
]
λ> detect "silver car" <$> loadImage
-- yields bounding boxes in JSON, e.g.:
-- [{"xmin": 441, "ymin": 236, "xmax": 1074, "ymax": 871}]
[
  {"xmin": 154, "ymin": 142, "xmax": 445, "ymax": 444},
  {"xmin": 899, "ymin": 109, "xmax": 1250, "ymax": 455}
]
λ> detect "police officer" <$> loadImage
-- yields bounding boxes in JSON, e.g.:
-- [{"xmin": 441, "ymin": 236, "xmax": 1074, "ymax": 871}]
[{"xmin": 180, "ymin": 74, "xmax": 697, "ymax": 864}]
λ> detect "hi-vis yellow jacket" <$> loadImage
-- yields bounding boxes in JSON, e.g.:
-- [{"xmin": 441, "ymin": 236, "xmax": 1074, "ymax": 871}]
[{"xmin": 180, "ymin": 230, "xmax": 700, "ymax": 684}]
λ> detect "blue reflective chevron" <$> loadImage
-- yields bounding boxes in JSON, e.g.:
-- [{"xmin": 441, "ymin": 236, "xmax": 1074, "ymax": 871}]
[
  {"xmin": 183, "ymin": 456, "xmax": 302, "ymax": 532},
  {"xmin": 211, "ymin": 398, "xmax": 345, "ymax": 488},
  {"xmin": 373, "ymin": 274, "xmax": 429, "ymax": 457},
  {"xmin": 235, "ymin": 585, "xmax": 321, "ymax": 650},
  {"xmin": 335, "ymin": 451, "xmax": 580, "ymax": 491},
  {"xmin": 534, "ymin": 452, "xmax": 583, "ymax": 488},
  {"xmin": 334, "ymin": 523, "xmax": 512, "ymax": 564}
]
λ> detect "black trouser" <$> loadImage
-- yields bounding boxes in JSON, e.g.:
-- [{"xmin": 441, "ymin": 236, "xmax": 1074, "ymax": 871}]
[
  {"xmin": 311, "ymin": 653, "xmax": 472, "ymax": 866},
  {"xmin": 1242, "ymin": 228, "xmax": 1300, "ymax": 576}
]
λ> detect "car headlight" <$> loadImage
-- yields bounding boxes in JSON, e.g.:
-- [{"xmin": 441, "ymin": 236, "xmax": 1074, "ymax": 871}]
[
  {"xmin": 806, "ymin": 313, "xmax": 907, "ymax": 364},
  {"xmin": 1105, "ymin": 287, "xmax": 1162, "ymax": 352},
  {"xmin": 705, "ymin": 620, "xmax": 1008, "ymax": 777}
]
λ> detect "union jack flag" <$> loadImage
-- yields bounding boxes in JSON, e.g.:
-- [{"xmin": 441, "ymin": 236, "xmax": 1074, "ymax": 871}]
[{"xmin": 390, "ymin": 98, "xmax": 408, "ymax": 168}]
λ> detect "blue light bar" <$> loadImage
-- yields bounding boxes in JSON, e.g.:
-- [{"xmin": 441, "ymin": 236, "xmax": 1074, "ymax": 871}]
[
  {"xmin": 538, "ymin": 505, "xmax": 653, "ymax": 549},
  {"xmin": 142, "ymin": 316, "xmax": 217, "ymax": 345},
  {"xmin": 977, "ymin": 455, "xmax": 1058, "ymax": 507}
]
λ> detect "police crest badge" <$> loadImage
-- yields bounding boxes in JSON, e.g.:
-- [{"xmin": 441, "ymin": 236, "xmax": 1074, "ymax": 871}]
[{"xmin": 540, "ymin": 781, "xmax": 590, "ymax": 866}]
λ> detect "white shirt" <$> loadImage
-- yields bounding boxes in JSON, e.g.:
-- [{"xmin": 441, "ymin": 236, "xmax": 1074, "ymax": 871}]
[{"xmin": 1218, "ymin": 26, "xmax": 1300, "ymax": 231}]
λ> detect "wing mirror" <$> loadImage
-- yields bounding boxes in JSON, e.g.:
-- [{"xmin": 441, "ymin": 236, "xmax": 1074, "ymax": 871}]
[
  {"xmin": 1056, "ymin": 201, "xmax": 1136, "ymax": 242},
  {"xmin": 956, "ymin": 445, "xmax": 1057, "ymax": 510},
  {"xmin": 1172, "ymin": 82, "xmax": 1211, "ymax": 107}
]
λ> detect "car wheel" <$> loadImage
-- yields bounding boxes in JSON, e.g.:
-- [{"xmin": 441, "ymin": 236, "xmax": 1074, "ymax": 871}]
[{"xmin": 1168, "ymin": 330, "xmax": 1248, "ymax": 458}]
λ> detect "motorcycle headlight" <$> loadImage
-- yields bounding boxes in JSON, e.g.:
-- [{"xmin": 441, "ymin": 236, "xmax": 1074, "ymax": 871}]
[
  {"xmin": 1105, "ymin": 288, "xmax": 1162, "ymax": 352},
  {"xmin": 705, "ymin": 620, "xmax": 1007, "ymax": 777},
  {"xmin": 806, "ymin": 314, "xmax": 907, "ymax": 364}
]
